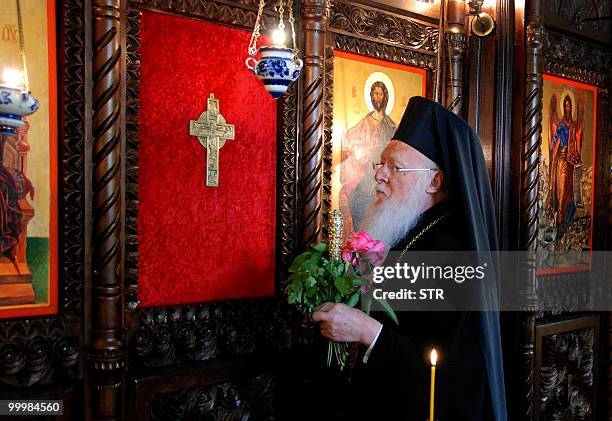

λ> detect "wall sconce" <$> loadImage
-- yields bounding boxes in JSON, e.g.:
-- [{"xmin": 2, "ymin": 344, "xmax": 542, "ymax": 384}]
[{"xmin": 467, "ymin": 0, "xmax": 495, "ymax": 37}]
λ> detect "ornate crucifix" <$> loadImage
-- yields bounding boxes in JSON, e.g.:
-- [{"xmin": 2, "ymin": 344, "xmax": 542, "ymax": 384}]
[{"xmin": 189, "ymin": 93, "xmax": 235, "ymax": 187}]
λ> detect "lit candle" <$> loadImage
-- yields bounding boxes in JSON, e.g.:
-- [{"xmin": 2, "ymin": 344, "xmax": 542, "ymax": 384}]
[{"xmin": 429, "ymin": 349, "xmax": 437, "ymax": 421}]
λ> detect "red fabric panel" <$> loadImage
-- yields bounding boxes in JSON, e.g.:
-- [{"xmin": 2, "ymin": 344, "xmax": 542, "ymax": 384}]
[{"xmin": 138, "ymin": 11, "xmax": 277, "ymax": 307}]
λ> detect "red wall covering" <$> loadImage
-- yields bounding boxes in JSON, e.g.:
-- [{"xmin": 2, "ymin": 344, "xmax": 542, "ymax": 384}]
[{"xmin": 138, "ymin": 11, "xmax": 277, "ymax": 306}]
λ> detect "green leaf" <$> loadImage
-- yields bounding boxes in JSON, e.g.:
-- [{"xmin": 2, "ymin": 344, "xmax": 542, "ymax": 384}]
[
  {"xmin": 334, "ymin": 276, "xmax": 354, "ymax": 295},
  {"xmin": 376, "ymin": 298, "xmax": 399, "ymax": 326},
  {"xmin": 346, "ymin": 290, "xmax": 360, "ymax": 307},
  {"xmin": 311, "ymin": 243, "xmax": 327, "ymax": 253},
  {"xmin": 305, "ymin": 276, "xmax": 316, "ymax": 288},
  {"xmin": 361, "ymin": 293, "xmax": 372, "ymax": 315},
  {"xmin": 352, "ymin": 279, "xmax": 368, "ymax": 287},
  {"xmin": 289, "ymin": 252, "xmax": 313, "ymax": 272}
]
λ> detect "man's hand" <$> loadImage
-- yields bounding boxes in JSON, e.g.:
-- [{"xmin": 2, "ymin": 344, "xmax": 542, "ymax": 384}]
[{"xmin": 312, "ymin": 303, "xmax": 382, "ymax": 347}]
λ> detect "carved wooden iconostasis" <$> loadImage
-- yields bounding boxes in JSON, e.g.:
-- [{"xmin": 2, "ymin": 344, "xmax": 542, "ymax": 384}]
[
  {"xmin": 511, "ymin": 1, "xmax": 611, "ymax": 420},
  {"xmin": 0, "ymin": 0, "xmax": 609, "ymax": 420}
]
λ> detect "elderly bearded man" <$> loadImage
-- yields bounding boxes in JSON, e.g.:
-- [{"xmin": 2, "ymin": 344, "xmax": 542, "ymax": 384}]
[{"xmin": 313, "ymin": 97, "xmax": 507, "ymax": 421}]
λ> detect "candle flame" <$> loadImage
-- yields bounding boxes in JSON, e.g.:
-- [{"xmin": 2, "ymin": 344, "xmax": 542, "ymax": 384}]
[{"xmin": 430, "ymin": 349, "xmax": 438, "ymax": 366}]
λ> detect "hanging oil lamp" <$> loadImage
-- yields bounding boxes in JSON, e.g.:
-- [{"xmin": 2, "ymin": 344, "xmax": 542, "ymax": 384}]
[
  {"xmin": 245, "ymin": 0, "xmax": 303, "ymax": 99},
  {"xmin": 0, "ymin": 0, "xmax": 39, "ymax": 134}
]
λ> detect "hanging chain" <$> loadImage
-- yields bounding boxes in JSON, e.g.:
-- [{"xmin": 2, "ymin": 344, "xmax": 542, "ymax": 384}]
[
  {"xmin": 277, "ymin": 0, "xmax": 285, "ymax": 30},
  {"xmin": 287, "ymin": 0, "xmax": 297, "ymax": 52},
  {"xmin": 248, "ymin": 0, "xmax": 266, "ymax": 56},
  {"xmin": 15, "ymin": 0, "xmax": 29, "ymax": 91}
]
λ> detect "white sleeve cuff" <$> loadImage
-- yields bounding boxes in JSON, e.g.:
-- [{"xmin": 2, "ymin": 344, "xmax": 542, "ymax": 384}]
[{"xmin": 362, "ymin": 324, "xmax": 384, "ymax": 364}]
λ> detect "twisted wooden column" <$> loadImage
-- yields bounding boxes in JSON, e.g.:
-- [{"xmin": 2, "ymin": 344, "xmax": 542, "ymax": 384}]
[
  {"xmin": 519, "ymin": 1, "xmax": 544, "ymax": 419},
  {"xmin": 89, "ymin": 1, "xmax": 124, "ymax": 419},
  {"xmin": 445, "ymin": 0, "xmax": 466, "ymax": 115},
  {"xmin": 300, "ymin": 0, "xmax": 329, "ymax": 245}
]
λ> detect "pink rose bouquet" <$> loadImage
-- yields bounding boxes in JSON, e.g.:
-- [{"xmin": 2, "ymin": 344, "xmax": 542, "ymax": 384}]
[{"xmin": 283, "ymin": 230, "xmax": 397, "ymax": 369}]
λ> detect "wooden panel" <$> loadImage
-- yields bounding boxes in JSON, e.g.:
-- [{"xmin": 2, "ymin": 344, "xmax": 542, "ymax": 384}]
[
  {"xmin": 534, "ymin": 315, "xmax": 600, "ymax": 421},
  {"xmin": 122, "ymin": 0, "xmax": 300, "ymax": 419},
  {"xmin": 541, "ymin": 0, "xmax": 612, "ymax": 45},
  {"xmin": 0, "ymin": 0, "xmax": 86, "ymax": 394}
]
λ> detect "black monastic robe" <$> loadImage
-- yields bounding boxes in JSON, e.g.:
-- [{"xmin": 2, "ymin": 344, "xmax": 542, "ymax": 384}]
[{"xmin": 348, "ymin": 201, "xmax": 488, "ymax": 421}]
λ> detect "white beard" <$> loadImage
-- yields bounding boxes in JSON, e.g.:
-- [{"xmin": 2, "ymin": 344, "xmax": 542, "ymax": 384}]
[{"xmin": 360, "ymin": 172, "xmax": 433, "ymax": 249}]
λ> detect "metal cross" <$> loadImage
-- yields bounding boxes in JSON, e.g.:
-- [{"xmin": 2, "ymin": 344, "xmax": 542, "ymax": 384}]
[{"xmin": 189, "ymin": 93, "xmax": 235, "ymax": 187}]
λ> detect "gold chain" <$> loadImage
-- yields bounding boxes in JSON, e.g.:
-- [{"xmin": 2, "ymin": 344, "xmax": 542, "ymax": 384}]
[
  {"xmin": 248, "ymin": 0, "xmax": 266, "ymax": 56},
  {"xmin": 16, "ymin": 0, "xmax": 29, "ymax": 92},
  {"xmin": 277, "ymin": 0, "xmax": 285, "ymax": 29},
  {"xmin": 399, "ymin": 212, "xmax": 451, "ymax": 260},
  {"xmin": 287, "ymin": 0, "xmax": 297, "ymax": 52}
]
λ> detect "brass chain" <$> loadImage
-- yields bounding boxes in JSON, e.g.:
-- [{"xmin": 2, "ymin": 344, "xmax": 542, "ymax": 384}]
[
  {"xmin": 248, "ymin": 0, "xmax": 266, "ymax": 56},
  {"xmin": 287, "ymin": 0, "xmax": 297, "ymax": 52},
  {"xmin": 399, "ymin": 212, "xmax": 451, "ymax": 260},
  {"xmin": 15, "ymin": 0, "xmax": 29, "ymax": 91},
  {"xmin": 277, "ymin": 0, "xmax": 285, "ymax": 30}
]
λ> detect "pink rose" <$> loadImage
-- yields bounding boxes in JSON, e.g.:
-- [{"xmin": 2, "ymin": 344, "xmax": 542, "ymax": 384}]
[
  {"xmin": 350, "ymin": 231, "xmax": 374, "ymax": 253},
  {"xmin": 341, "ymin": 250, "xmax": 360, "ymax": 266},
  {"xmin": 364, "ymin": 250, "xmax": 384, "ymax": 266},
  {"xmin": 342, "ymin": 231, "xmax": 385, "ymax": 266}
]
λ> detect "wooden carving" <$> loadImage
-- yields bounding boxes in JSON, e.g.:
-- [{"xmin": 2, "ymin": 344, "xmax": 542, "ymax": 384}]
[
  {"xmin": 329, "ymin": 1, "xmax": 438, "ymax": 52},
  {"xmin": 445, "ymin": 32, "xmax": 466, "ymax": 114},
  {"xmin": 149, "ymin": 374, "xmax": 274, "ymax": 420},
  {"xmin": 493, "ymin": 0, "xmax": 514, "ymax": 248},
  {"xmin": 300, "ymin": 0, "xmax": 330, "ymax": 246},
  {"xmin": 518, "ymin": 2, "xmax": 546, "ymax": 420},
  {"xmin": 321, "ymin": 45, "xmax": 334, "ymax": 241},
  {"xmin": 61, "ymin": 0, "xmax": 87, "ymax": 315},
  {"xmin": 128, "ymin": 300, "xmax": 291, "ymax": 368},
  {"xmin": 536, "ymin": 319, "xmax": 599, "ymax": 421},
  {"xmin": 125, "ymin": 3, "xmax": 141, "ymax": 312},
  {"xmin": 334, "ymin": 35, "xmax": 436, "ymax": 70},
  {"xmin": 131, "ymin": 0, "xmax": 278, "ymax": 33},
  {"xmin": 444, "ymin": 0, "xmax": 466, "ymax": 115},
  {"xmin": 279, "ymin": 82, "xmax": 301, "ymax": 270},
  {"xmin": 540, "ymin": 329, "xmax": 595, "ymax": 419},
  {"xmin": 0, "ymin": 0, "xmax": 86, "ymax": 390},
  {"xmin": 0, "ymin": 317, "xmax": 79, "ymax": 389},
  {"xmin": 90, "ymin": 1, "xmax": 124, "ymax": 419},
  {"xmin": 543, "ymin": 30, "xmax": 611, "ymax": 88},
  {"xmin": 543, "ymin": 0, "xmax": 611, "ymax": 44},
  {"xmin": 521, "ymin": 313, "xmax": 536, "ymax": 420}
]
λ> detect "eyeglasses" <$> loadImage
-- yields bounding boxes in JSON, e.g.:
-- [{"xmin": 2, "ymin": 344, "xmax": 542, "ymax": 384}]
[{"xmin": 372, "ymin": 162, "xmax": 437, "ymax": 173}]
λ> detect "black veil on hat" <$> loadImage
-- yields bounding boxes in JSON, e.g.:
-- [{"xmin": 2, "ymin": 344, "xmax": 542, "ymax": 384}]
[{"xmin": 393, "ymin": 96, "xmax": 507, "ymax": 421}]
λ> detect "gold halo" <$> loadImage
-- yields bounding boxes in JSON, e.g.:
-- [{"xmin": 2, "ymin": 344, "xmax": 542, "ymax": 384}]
[
  {"xmin": 559, "ymin": 89, "xmax": 576, "ymax": 120},
  {"xmin": 363, "ymin": 72, "xmax": 395, "ymax": 116}
]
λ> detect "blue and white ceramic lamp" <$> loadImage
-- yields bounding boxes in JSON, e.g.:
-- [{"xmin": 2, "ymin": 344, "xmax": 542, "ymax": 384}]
[
  {"xmin": 0, "ymin": 84, "xmax": 39, "ymax": 135},
  {"xmin": 246, "ymin": 31, "xmax": 303, "ymax": 100}
]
